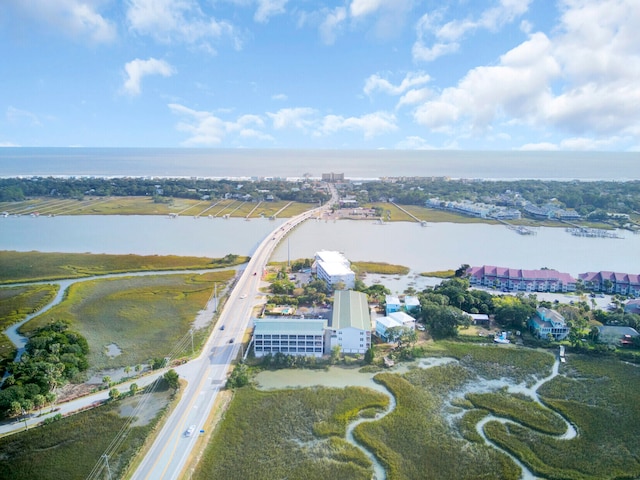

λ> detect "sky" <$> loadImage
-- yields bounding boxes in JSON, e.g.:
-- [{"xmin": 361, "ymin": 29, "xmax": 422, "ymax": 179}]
[{"xmin": 0, "ymin": 0, "xmax": 639, "ymax": 151}]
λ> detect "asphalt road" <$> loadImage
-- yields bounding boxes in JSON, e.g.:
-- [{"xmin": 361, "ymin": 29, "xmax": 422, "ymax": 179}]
[{"xmin": 131, "ymin": 186, "xmax": 337, "ymax": 480}]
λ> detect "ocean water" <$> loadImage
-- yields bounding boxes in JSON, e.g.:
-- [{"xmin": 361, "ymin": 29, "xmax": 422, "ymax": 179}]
[{"xmin": 0, "ymin": 148, "xmax": 638, "ymax": 180}]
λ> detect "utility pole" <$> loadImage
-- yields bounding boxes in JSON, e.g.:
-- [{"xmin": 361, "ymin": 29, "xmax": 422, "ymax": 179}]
[
  {"xmin": 102, "ymin": 454, "xmax": 113, "ymax": 480},
  {"xmin": 214, "ymin": 283, "xmax": 217, "ymax": 312},
  {"xmin": 190, "ymin": 328, "xmax": 194, "ymax": 355}
]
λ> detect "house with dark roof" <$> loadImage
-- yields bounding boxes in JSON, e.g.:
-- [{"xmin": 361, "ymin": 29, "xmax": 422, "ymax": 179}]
[{"xmin": 598, "ymin": 325, "xmax": 639, "ymax": 346}]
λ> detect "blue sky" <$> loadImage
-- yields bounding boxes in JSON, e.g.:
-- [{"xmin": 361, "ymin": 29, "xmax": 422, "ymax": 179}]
[{"xmin": 1, "ymin": 0, "xmax": 638, "ymax": 151}]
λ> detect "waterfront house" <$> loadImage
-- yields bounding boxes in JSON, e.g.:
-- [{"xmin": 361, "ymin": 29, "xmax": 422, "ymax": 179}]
[
  {"xmin": 467, "ymin": 313, "xmax": 490, "ymax": 326},
  {"xmin": 375, "ymin": 311, "xmax": 415, "ymax": 341},
  {"xmin": 385, "ymin": 295, "xmax": 401, "ymax": 315},
  {"xmin": 597, "ymin": 325, "xmax": 639, "ymax": 346},
  {"xmin": 404, "ymin": 295, "xmax": 421, "ymax": 313},
  {"xmin": 527, "ymin": 307, "xmax": 570, "ymax": 341}
]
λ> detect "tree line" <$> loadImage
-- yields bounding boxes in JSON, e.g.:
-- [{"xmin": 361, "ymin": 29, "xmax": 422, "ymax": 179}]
[
  {"xmin": 0, "ymin": 177, "xmax": 329, "ymax": 204},
  {"xmin": 349, "ymin": 178, "xmax": 640, "ymax": 216}
]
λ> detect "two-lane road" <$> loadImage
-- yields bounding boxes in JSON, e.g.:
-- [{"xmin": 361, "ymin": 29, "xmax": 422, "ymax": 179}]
[{"xmin": 131, "ymin": 188, "xmax": 336, "ymax": 479}]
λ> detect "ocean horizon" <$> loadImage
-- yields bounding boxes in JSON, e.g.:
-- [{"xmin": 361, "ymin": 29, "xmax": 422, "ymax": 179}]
[{"xmin": 0, "ymin": 147, "xmax": 638, "ymax": 181}]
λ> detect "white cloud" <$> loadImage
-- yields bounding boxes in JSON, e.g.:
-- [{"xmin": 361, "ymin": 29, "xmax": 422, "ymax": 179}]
[
  {"xmin": 414, "ymin": 32, "xmax": 560, "ymax": 132},
  {"xmin": 123, "ymin": 58, "xmax": 175, "ymax": 96},
  {"xmin": 6, "ymin": 106, "xmax": 42, "ymax": 126},
  {"xmin": 8, "ymin": 0, "xmax": 116, "ymax": 43},
  {"xmin": 413, "ymin": 0, "xmax": 532, "ymax": 62},
  {"xmin": 397, "ymin": 88, "xmax": 431, "ymax": 109},
  {"xmin": 350, "ymin": 0, "xmax": 386, "ymax": 18},
  {"xmin": 168, "ymin": 103, "xmax": 273, "ymax": 145},
  {"xmin": 318, "ymin": 111, "xmax": 397, "ymax": 139},
  {"xmin": 319, "ymin": 7, "xmax": 347, "ymax": 45},
  {"xmin": 364, "ymin": 71, "xmax": 430, "ymax": 96},
  {"xmin": 0, "ymin": 141, "xmax": 20, "ymax": 147},
  {"xmin": 255, "ymin": 0, "xmax": 289, "ymax": 23},
  {"xmin": 271, "ymin": 93, "xmax": 288, "ymax": 101},
  {"xmin": 126, "ymin": 0, "xmax": 240, "ymax": 49},
  {"xmin": 268, "ymin": 108, "xmax": 318, "ymax": 130}
]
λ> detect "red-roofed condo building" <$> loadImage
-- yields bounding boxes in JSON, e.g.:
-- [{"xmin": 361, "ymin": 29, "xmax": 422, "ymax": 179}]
[
  {"xmin": 467, "ymin": 265, "xmax": 576, "ymax": 293},
  {"xmin": 578, "ymin": 271, "xmax": 640, "ymax": 297}
]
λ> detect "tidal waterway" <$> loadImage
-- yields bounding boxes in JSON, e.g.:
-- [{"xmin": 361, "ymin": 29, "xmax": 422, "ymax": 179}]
[
  {"xmin": 2, "ymin": 216, "xmax": 639, "ymax": 283},
  {"xmin": 255, "ymin": 355, "xmax": 574, "ymax": 480}
]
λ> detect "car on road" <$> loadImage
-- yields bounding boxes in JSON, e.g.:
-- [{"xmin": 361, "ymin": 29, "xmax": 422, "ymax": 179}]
[
  {"xmin": 220, "ymin": 325, "xmax": 225, "ymax": 330},
  {"xmin": 239, "ymin": 294, "xmax": 247, "ymax": 299},
  {"xmin": 229, "ymin": 338, "xmax": 234, "ymax": 343},
  {"xmin": 184, "ymin": 425, "xmax": 196, "ymax": 437}
]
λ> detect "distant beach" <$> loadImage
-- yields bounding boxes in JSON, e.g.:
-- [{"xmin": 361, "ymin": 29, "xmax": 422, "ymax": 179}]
[{"xmin": 0, "ymin": 148, "xmax": 638, "ymax": 181}]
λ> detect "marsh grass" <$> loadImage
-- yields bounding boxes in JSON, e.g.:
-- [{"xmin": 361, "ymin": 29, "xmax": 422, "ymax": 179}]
[
  {"xmin": 0, "ymin": 250, "xmax": 247, "ymax": 284},
  {"xmin": 482, "ymin": 355, "xmax": 640, "ymax": 479},
  {"xmin": 351, "ymin": 262, "xmax": 410, "ymax": 275},
  {"xmin": 19, "ymin": 271, "xmax": 234, "ymax": 370},
  {"xmin": 195, "ymin": 342, "xmax": 640, "ymax": 479},
  {"xmin": 193, "ymin": 386, "xmax": 388, "ymax": 480},
  {"xmin": 353, "ymin": 373, "xmax": 521, "ymax": 480},
  {"xmin": 0, "ymin": 284, "xmax": 58, "ymax": 372},
  {"xmin": 0, "ymin": 284, "xmax": 59, "ymax": 329},
  {"xmin": 441, "ymin": 341, "xmax": 556, "ymax": 384},
  {"xmin": 0, "ymin": 387, "xmax": 172, "ymax": 480},
  {"xmin": 466, "ymin": 390, "xmax": 566, "ymax": 435}
]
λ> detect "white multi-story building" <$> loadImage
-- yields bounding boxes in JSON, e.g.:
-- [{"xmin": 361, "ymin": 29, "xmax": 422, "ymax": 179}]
[
  {"xmin": 314, "ymin": 250, "xmax": 355, "ymax": 289},
  {"xmin": 329, "ymin": 290, "xmax": 371, "ymax": 354},
  {"xmin": 252, "ymin": 319, "xmax": 329, "ymax": 358}
]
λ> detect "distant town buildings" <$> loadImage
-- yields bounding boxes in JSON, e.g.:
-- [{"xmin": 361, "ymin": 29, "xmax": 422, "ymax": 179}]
[
  {"xmin": 522, "ymin": 202, "xmax": 581, "ymax": 221},
  {"xmin": 426, "ymin": 198, "xmax": 521, "ymax": 220},
  {"xmin": 322, "ymin": 172, "xmax": 344, "ymax": 182},
  {"xmin": 314, "ymin": 251, "xmax": 355, "ymax": 290}
]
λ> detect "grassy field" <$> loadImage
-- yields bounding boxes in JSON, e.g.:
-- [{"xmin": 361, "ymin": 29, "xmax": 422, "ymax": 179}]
[
  {"xmin": 193, "ymin": 385, "xmax": 389, "ymax": 480},
  {"xmin": 0, "ymin": 284, "xmax": 59, "ymax": 374},
  {"xmin": 0, "ymin": 196, "xmax": 313, "ymax": 218},
  {"xmin": 0, "ymin": 386, "xmax": 173, "ymax": 480},
  {"xmin": 19, "ymin": 271, "xmax": 234, "ymax": 371},
  {"xmin": 0, "ymin": 250, "xmax": 248, "ymax": 284}
]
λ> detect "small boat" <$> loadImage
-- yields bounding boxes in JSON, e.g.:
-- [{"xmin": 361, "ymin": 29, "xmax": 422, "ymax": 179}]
[{"xmin": 494, "ymin": 332, "xmax": 510, "ymax": 344}]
